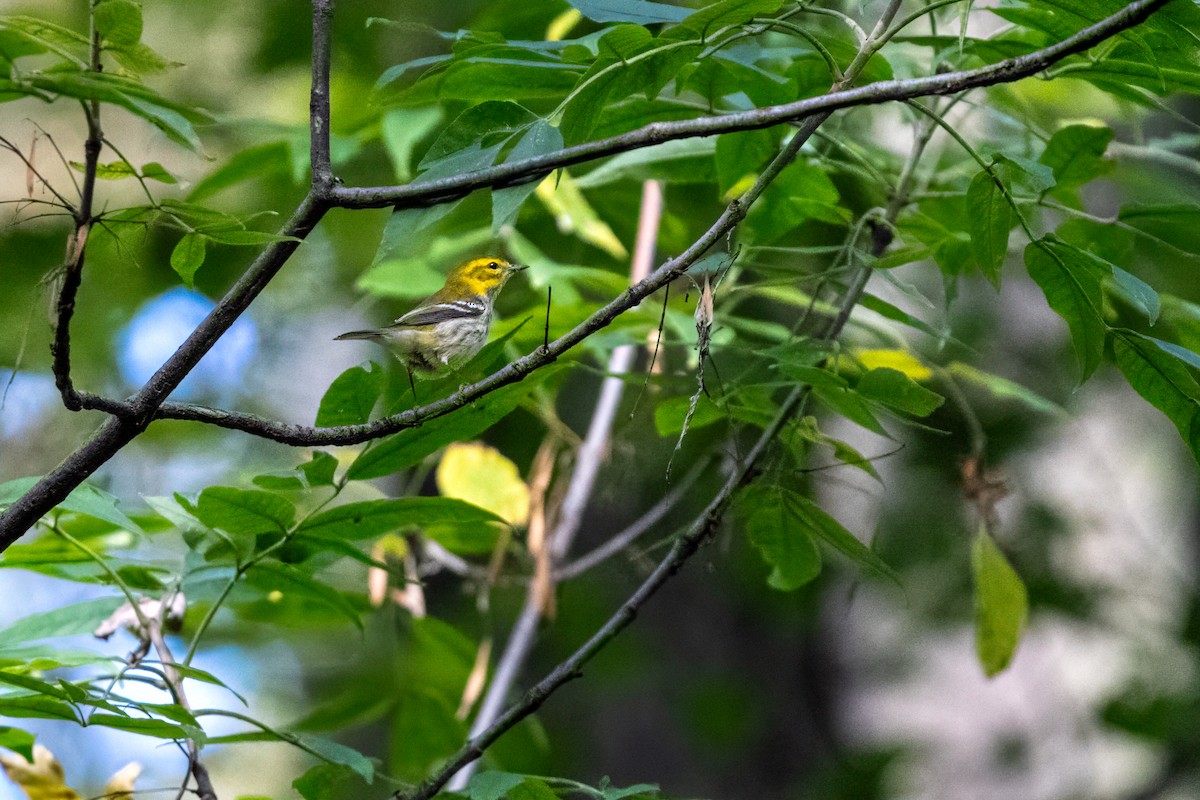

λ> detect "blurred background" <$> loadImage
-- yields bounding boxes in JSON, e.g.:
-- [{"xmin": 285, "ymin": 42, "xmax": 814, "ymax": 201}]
[{"xmin": 1, "ymin": 0, "xmax": 1199, "ymax": 798}]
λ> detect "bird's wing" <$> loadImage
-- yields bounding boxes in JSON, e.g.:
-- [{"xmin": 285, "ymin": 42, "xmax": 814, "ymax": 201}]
[{"xmin": 391, "ymin": 299, "xmax": 486, "ymax": 328}]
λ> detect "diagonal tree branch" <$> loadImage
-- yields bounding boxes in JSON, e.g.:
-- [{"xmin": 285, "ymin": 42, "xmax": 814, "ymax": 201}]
[{"xmin": 0, "ymin": 2, "xmax": 337, "ymax": 547}]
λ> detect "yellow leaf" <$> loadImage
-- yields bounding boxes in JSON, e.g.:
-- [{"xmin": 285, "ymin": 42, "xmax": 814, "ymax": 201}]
[
  {"xmin": 0, "ymin": 745, "xmax": 80, "ymax": 800},
  {"xmin": 722, "ymin": 173, "xmax": 758, "ymax": 201},
  {"xmin": 545, "ymin": 8, "xmax": 581, "ymax": 41},
  {"xmin": 855, "ymin": 348, "xmax": 932, "ymax": 381},
  {"xmin": 535, "ymin": 172, "xmax": 628, "ymax": 259},
  {"xmin": 436, "ymin": 442, "xmax": 530, "ymax": 526}
]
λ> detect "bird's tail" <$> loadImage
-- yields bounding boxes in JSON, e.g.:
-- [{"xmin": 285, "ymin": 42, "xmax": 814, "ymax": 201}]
[{"xmin": 334, "ymin": 329, "xmax": 381, "ymax": 342}]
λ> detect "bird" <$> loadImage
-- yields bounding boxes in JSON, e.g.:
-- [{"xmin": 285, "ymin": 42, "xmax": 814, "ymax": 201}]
[{"xmin": 335, "ymin": 257, "xmax": 527, "ymax": 396}]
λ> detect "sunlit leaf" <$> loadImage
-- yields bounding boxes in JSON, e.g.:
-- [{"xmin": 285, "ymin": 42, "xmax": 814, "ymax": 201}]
[
  {"xmin": 857, "ymin": 368, "xmax": 944, "ymax": 418},
  {"xmin": 436, "ymin": 443, "xmax": 530, "ymax": 526}
]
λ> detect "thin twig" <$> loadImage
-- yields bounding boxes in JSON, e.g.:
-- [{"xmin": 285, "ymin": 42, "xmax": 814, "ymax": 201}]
[{"xmin": 554, "ymin": 457, "xmax": 711, "ymax": 581}]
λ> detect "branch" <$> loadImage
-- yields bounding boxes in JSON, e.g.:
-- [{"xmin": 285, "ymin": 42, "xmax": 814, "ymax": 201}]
[
  {"xmin": 554, "ymin": 457, "xmax": 709, "ymax": 582},
  {"xmin": 124, "ymin": 0, "xmax": 1167, "ymax": 448},
  {"xmin": 48, "ymin": 3, "xmax": 107, "ymax": 412},
  {"xmin": 446, "ymin": 181, "xmax": 663, "ymax": 792},
  {"xmin": 0, "ymin": 0, "xmax": 338, "ymax": 546},
  {"xmin": 332, "ymin": 0, "xmax": 1168, "ymax": 211},
  {"xmin": 310, "ymin": 0, "xmax": 334, "ymax": 194}
]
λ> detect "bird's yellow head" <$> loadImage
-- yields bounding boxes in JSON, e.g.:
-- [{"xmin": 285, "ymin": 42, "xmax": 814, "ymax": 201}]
[{"xmin": 444, "ymin": 257, "xmax": 527, "ymax": 298}]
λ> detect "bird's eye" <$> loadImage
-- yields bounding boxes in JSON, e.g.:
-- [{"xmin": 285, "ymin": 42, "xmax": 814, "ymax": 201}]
[{"xmin": 487, "ymin": 261, "xmax": 500, "ymax": 270}]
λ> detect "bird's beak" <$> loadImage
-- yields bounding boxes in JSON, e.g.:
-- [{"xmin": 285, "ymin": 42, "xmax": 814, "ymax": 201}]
[{"xmin": 509, "ymin": 263, "xmax": 529, "ymax": 273}]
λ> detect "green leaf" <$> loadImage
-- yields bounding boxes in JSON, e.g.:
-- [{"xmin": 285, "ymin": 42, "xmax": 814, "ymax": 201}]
[
  {"xmin": 575, "ymin": 138, "xmax": 715, "ymax": 189},
  {"xmin": 419, "ymin": 100, "xmax": 537, "ymax": 178},
  {"xmin": 195, "ymin": 487, "xmax": 296, "ymax": 536},
  {"xmin": 602, "ymin": 783, "xmax": 661, "ymax": 800},
  {"xmin": 369, "ymin": 204, "xmax": 458, "ymax": 272},
  {"xmin": 1024, "ymin": 237, "xmax": 1109, "ymax": 381},
  {"xmin": 466, "ymin": 771, "xmax": 527, "ymax": 800},
  {"xmin": 857, "ymin": 368, "xmax": 945, "ymax": 418},
  {"xmin": 0, "ymin": 695, "xmax": 78, "ymax": 721},
  {"xmin": 0, "ymin": 16, "xmax": 88, "ymax": 66},
  {"xmin": 439, "ymin": 53, "xmax": 580, "ymax": 103},
  {"xmin": 139, "ymin": 162, "xmax": 176, "ymax": 183},
  {"xmin": 293, "ymin": 763, "xmax": 373, "ymax": 800},
  {"xmin": 995, "ymin": 153, "xmax": 1056, "ymax": 193},
  {"xmin": 347, "ymin": 373, "xmax": 552, "ymax": 480},
  {"xmin": 792, "ymin": 494, "xmax": 900, "ymax": 585},
  {"xmin": 296, "ymin": 734, "xmax": 376, "ymax": 783},
  {"xmin": 253, "ymin": 451, "xmax": 339, "ymax": 492},
  {"xmin": 1113, "ymin": 331, "xmax": 1200, "ymax": 464},
  {"xmin": 674, "ymin": 0, "xmax": 783, "ymax": 37},
  {"xmin": 0, "ymin": 727, "xmax": 35, "ymax": 761},
  {"xmin": 945, "ymin": 362, "xmax": 1067, "ymax": 417},
  {"xmin": 747, "ymin": 161, "xmax": 845, "ymax": 242},
  {"xmin": 108, "ymin": 41, "xmax": 178, "ymax": 75},
  {"xmin": 1039, "ymin": 124, "xmax": 1113, "ymax": 189},
  {"xmin": 715, "ymin": 128, "xmax": 777, "ymax": 197},
  {"xmin": 94, "ymin": 0, "xmax": 142, "ymax": 46},
  {"xmin": 380, "ymin": 107, "xmax": 443, "ymax": 182},
  {"xmin": 25, "ymin": 69, "xmax": 208, "ymax": 151},
  {"xmin": 742, "ymin": 488, "xmax": 822, "ymax": 591},
  {"xmin": 972, "ymin": 527, "xmax": 1028, "ymax": 677},
  {"xmin": 509, "ymin": 779, "xmax": 561, "ymax": 800},
  {"xmin": 245, "ymin": 562, "xmax": 363, "ymax": 629},
  {"xmin": 316, "ymin": 363, "xmax": 385, "ymax": 427},
  {"xmin": 966, "ymin": 168, "xmax": 1011, "ymax": 287},
  {"xmin": 1111, "ymin": 265, "xmax": 1160, "ymax": 325},
  {"xmin": 167, "ymin": 664, "xmax": 248, "ymax": 706},
  {"xmin": 296, "ymin": 497, "xmax": 504, "ymax": 542},
  {"xmin": 492, "ymin": 120, "xmax": 563, "ymax": 233},
  {"xmin": 390, "ymin": 688, "xmax": 464, "ymax": 782},
  {"xmin": 202, "ymin": 229, "xmax": 301, "ymax": 246},
  {"xmin": 0, "ymin": 479, "xmax": 141, "ymax": 533},
  {"xmin": 88, "ymin": 713, "xmax": 193, "ymax": 740},
  {"xmin": 213, "ymin": 730, "xmax": 374, "ymax": 782},
  {"xmin": 188, "ymin": 141, "xmax": 290, "ymax": 202},
  {"xmin": 811, "ymin": 383, "xmax": 887, "ymax": 436},
  {"xmin": 566, "ymin": 0, "xmax": 690, "ymax": 24},
  {"xmin": 170, "ymin": 232, "xmax": 206, "ymax": 288}
]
